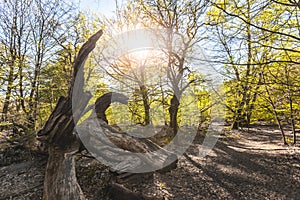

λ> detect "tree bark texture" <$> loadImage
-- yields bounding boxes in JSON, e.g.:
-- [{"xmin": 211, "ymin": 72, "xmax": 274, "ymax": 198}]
[{"xmin": 37, "ymin": 30, "xmax": 103, "ymax": 200}]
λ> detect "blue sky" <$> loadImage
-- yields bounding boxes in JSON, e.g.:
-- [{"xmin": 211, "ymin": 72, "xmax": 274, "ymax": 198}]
[{"xmin": 79, "ymin": 0, "xmax": 124, "ymax": 16}]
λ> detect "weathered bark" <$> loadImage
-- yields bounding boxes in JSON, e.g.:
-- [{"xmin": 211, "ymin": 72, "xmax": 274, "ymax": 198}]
[
  {"xmin": 78, "ymin": 91, "xmax": 178, "ymax": 174},
  {"xmin": 44, "ymin": 146, "xmax": 85, "ymax": 200},
  {"xmin": 77, "ymin": 114, "xmax": 178, "ymax": 173},
  {"xmin": 95, "ymin": 92, "xmax": 128, "ymax": 124},
  {"xmin": 37, "ymin": 30, "xmax": 103, "ymax": 200}
]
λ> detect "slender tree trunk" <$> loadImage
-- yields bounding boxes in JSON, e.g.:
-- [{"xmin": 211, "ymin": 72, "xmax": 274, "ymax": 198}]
[
  {"xmin": 137, "ymin": 64, "xmax": 150, "ymax": 126},
  {"xmin": 2, "ymin": 64, "xmax": 15, "ymax": 121},
  {"xmin": 232, "ymin": 0, "xmax": 253, "ymax": 130},
  {"xmin": 274, "ymin": 111, "xmax": 288, "ymax": 145},
  {"xmin": 18, "ymin": 63, "xmax": 27, "ymax": 114},
  {"xmin": 169, "ymin": 95, "xmax": 180, "ymax": 136},
  {"xmin": 262, "ymin": 72, "xmax": 288, "ymax": 145},
  {"xmin": 246, "ymin": 74, "xmax": 262, "ymax": 126},
  {"xmin": 289, "ymin": 93, "xmax": 297, "ymax": 144},
  {"xmin": 140, "ymin": 85, "xmax": 150, "ymax": 125},
  {"xmin": 231, "ymin": 86, "xmax": 249, "ymax": 130},
  {"xmin": 284, "ymin": 66, "xmax": 296, "ymax": 144},
  {"xmin": 231, "ymin": 108, "xmax": 242, "ymax": 130},
  {"xmin": 2, "ymin": 1, "xmax": 18, "ymax": 121},
  {"xmin": 268, "ymin": 95, "xmax": 287, "ymax": 145},
  {"xmin": 29, "ymin": 63, "xmax": 38, "ymax": 113}
]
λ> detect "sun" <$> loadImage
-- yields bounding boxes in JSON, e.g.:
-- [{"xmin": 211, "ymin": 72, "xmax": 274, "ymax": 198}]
[
  {"xmin": 115, "ymin": 29, "xmax": 161, "ymax": 58},
  {"xmin": 102, "ymin": 28, "xmax": 166, "ymax": 71},
  {"xmin": 127, "ymin": 49, "xmax": 153, "ymax": 63}
]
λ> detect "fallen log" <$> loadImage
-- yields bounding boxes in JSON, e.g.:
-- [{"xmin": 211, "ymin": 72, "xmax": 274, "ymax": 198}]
[
  {"xmin": 76, "ymin": 113, "xmax": 178, "ymax": 173},
  {"xmin": 77, "ymin": 91, "xmax": 178, "ymax": 174}
]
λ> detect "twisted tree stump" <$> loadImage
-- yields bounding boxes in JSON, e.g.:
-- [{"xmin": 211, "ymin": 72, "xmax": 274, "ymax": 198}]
[{"xmin": 38, "ymin": 29, "xmax": 177, "ymax": 200}]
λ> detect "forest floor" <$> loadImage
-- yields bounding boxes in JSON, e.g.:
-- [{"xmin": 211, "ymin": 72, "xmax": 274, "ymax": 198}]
[{"xmin": 0, "ymin": 124, "xmax": 300, "ymax": 199}]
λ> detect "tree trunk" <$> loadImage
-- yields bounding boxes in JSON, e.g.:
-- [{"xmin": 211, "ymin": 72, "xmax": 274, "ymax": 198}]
[
  {"xmin": 140, "ymin": 85, "xmax": 150, "ymax": 125},
  {"xmin": 38, "ymin": 30, "xmax": 103, "ymax": 200},
  {"xmin": 261, "ymin": 72, "xmax": 287, "ymax": 145},
  {"xmin": 231, "ymin": 108, "xmax": 242, "ymax": 130},
  {"xmin": 275, "ymin": 114, "xmax": 287, "ymax": 145},
  {"xmin": 44, "ymin": 145, "xmax": 85, "ymax": 200},
  {"xmin": 95, "ymin": 92, "xmax": 128, "ymax": 124},
  {"xmin": 40, "ymin": 95, "xmax": 91, "ymax": 199},
  {"xmin": 169, "ymin": 95, "xmax": 180, "ymax": 136},
  {"xmin": 2, "ymin": 64, "xmax": 15, "ymax": 121}
]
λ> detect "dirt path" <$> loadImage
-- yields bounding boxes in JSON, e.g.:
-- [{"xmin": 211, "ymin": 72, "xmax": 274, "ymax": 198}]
[
  {"xmin": 1, "ymin": 125, "xmax": 299, "ymax": 199},
  {"xmin": 124, "ymin": 125, "xmax": 300, "ymax": 199}
]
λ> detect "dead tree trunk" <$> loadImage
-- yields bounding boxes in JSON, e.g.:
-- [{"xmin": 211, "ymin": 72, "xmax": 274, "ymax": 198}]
[
  {"xmin": 95, "ymin": 92, "xmax": 128, "ymax": 124},
  {"xmin": 78, "ymin": 94, "xmax": 178, "ymax": 174},
  {"xmin": 38, "ymin": 29, "xmax": 177, "ymax": 200},
  {"xmin": 37, "ymin": 30, "xmax": 103, "ymax": 200}
]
